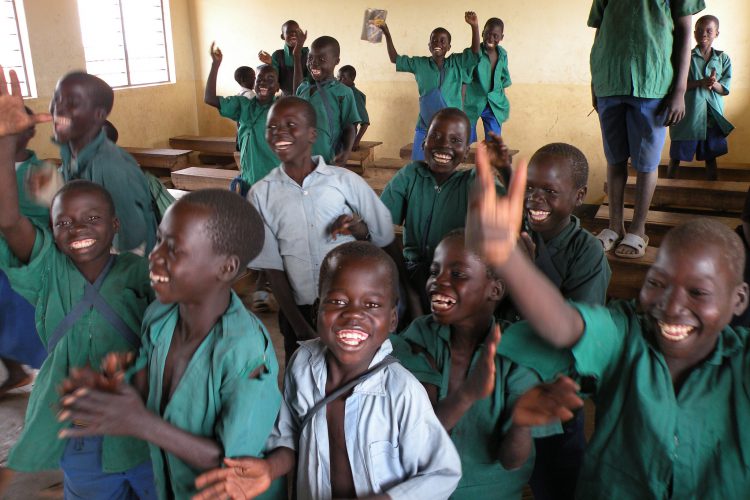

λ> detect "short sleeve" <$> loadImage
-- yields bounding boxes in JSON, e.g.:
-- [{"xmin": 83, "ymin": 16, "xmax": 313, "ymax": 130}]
[
  {"xmin": 719, "ymin": 53, "xmax": 732, "ymax": 94},
  {"xmin": 379, "ymin": 168, "xmax": 411, "ymax": 226},
  {"xmin": 0, "ymin": 226, "xmax": 55, "ymax": 306},
  {"xmin": 355, "ymin": 91, "xmax": 370, "ymax": 125},
  {"xmin": 344, "ymin": 173, "xmax": 395, "ymax": 247},
  {"xmin": 218, "ymin": 96, "xmax": 243, "ymax": 122},
  {"xmin": 270, "ymin": 50, "xmax": 282, "ymax": 71},
  {"xmin": 501, "ymin": 52, "xmax": 512, "ymax": 88},
  {"xmin": 395, "ymin": 55, "xmax": 417, "ymax": 74},
  {"xmin": 570, "ymin": 302, "xmax": 628, "ymax": 380},
  {"xmin": 389, "ymin": 333, "xmax": 443, "ymax": 388},
  {"xmin": 497, "ymin": 321, "xmax": 575, "ymax": 381},
  {"xmin": 246, "ymin": 187, "xmax": 285, "ymax": 271},
  {"xmin": 456, "ymin": 48, "xmax": 480, "ymax": 75},
  {"xmin": 339, "ymin": 89, "xmax": 362, "ymax": 128},
  {"xmin": 587, "ymin": 0, "xmax": 606, "ymax": 28},
  {"xmin": 266, "ymin": 349, "xmax": 305, "ymax": 452},
  {"xmin": 672, "ymin": 0, "xmax": 706, "ymax": 17}
]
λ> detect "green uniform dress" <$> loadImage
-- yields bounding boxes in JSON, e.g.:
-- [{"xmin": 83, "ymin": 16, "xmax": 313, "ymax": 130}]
[
  {"xmin": 463, "ymin": 44, "xmax": 511, "ymax": 126},
  {"xmin": 670, "ymin": 47, "xmax": 733, "ymax": 141},
  {"xmin": 588, "ymin": 0, "xmax": 706, "ymax": 98},
  {"xmin": 219, "ymin": 96, "xmax": 280, "ymax": 186},
  {"xmin": 391, "ymin": 316, "xmax": 557, "ymax": 499},
  {"xmin": 350, "ymin": 85, "xmax": 370, "ymax": 125},
  {"xmin": 295, "ymin": 79, "xmax": 361, "ymax": 162},
  {"xmin": 3, "ymin": 227, "xmax": 153, "ymax": 473},
  {"xmin": 500, "ymin": 300, "xmax": 750, "ymax": 499},
  {"xmin": 60, "ymin": 130, "xmax": 157, "ymax": 253},
  {"xmin": 133, "ymin": 293, "xmax": 283, "ymax": 499}
]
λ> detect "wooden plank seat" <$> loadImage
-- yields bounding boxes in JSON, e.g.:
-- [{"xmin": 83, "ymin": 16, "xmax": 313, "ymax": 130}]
[
  {"xmin": 169, "ymin": 135, "xmax": 236, "ymax": 155},
  {"xmin": 171, "ymin": 167, "xmax": 237, "ymax": 191},
  {"xmin": 345, "ymin": 141, "xmax": 384, "ymax": 175},
  {"xmin": 399, "ymin": 143, "xmax": 518, "ymax": 163},
  {"xmin": 628, "ymin": 159, "xmax": 750, "ymax": 182},
  {"xmin": 606, "ymin": 246, "xmax": 658, "ymax": 300},
  {"xmin": 123, "ymin": 147, "xmax": 191, "ymax": 171},
  {"xmin": 607, "ymin": 177, "xmax": 749, "ymax": 213},
  {"xmin": 588, "ymin": 205, "xmax": 740, "ymax": 247}
]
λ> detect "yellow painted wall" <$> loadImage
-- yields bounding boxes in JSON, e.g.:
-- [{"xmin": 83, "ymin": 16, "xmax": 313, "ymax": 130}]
[
  {"xmin": 20, "ymin": 0, "xmax": 200, "ymax": 159},
  {"xmin": 187, "ymin": 0, "xmax": 749, "ymax": 202}
]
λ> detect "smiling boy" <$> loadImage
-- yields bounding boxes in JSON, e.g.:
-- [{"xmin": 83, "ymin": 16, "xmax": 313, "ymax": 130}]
[
  {"xmin": 194, "ymin": 242, "xmax": 461, "ymax": 500},
  {"xmin": 259, "ymin": 20, "xmax": 310, "ymax": 96}
]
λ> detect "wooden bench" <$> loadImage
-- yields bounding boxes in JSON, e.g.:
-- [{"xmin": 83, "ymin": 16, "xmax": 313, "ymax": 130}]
[
  {"xmin": 399, "ymin": 143, "xmax": 518, "ymax": 164},
  {"xmin": 169, "ymin": 135, "xmax": 236, "ymax": 155},
  {"xmin": 346, "ymin": 141, "xmax": 383, "ymax": 175},
  {"xmin": 628, "ymin": 159, "xmax": 750, "ymax": 182},
  {"xmin": 588, "ymin": 205, "xmax": 740, "ymax": 247},
  {"xmin": 171, "ymin": 167, "xmax": 237, "ymax": 191},
  {"xmin": 607, "ymin": 177, "xmax": 749, "ymax": 213},
  {"xmin": 606, "ymin": 246, "xmax": 658, "ymax": 300},
  {"xmin": 123, "ymin": 147, "xmax": 191, "ymax": 171}
]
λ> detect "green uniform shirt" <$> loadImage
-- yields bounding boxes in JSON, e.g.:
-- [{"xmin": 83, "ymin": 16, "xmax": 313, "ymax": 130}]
[
  {"xmin": 391, "ymin": 316, "xmax": 554, "ymax": 499},
  {"xmin": 3, "ymin": 227, "xmax": 152, "ymax": 473},
  {"xmin": 380, "ymin": 162, "xmax": 504, "ymax": 265},
  {"xmin": 463, "ymin": 44, "xmax": 511, "ymax": 125},
  {"xmin": 670, "ymin": 47, "xmax": 734, "ymax": 141},
  {"xmin": 271, "ymin": 45, "xmax": 310, "ymax": 96},
  {"xmin": 296, "ymin": 79, "xmax": 361, "ymax": 162},
  {"xmin": 134, "ymin": 293, "xmax": 282, "ymax": 499},
  {"xmin": 588, "ymin": 0, "xmax": 706, "ymax": 98},
  {"xmin": 351, "ymin": 85, "xmax": 370, "ymax": 125},
  {"xmin": 60, "ymin": 130, "xmax": 157, "ymax": 253},
  {"xmin": 502, "ymin": 300, "xmax": 750, "ymax": 499},
  {"xmin": 219, "ymin": 96, "xmax": 280, "ymax": 185},
  {"xmin": 396, "ymin": 50, "xmax": 479, "ymax": 128},
  {"xmin": 15, "ymin": 151, "xmax": 50, "ymax": 227}
]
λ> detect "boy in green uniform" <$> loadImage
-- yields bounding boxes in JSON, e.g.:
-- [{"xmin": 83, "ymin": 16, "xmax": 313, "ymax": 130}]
[
  {"xmin": 668, "ymin": 15, "xmax": 733, "ymax": 181},
  {"xmin": 380, "ymin": 108, "xmax": 504, "ymax": 310},
  {"xmin": 259, "ymin": 20, "xmax": 310, "ymax": 96},
  {"xmin": 205, "ymin": 43, "xmax": 281, "ymax": 195},
  {"xmin": 51, "ymin": 71, "xmax": 157, "ymax": 253},
  {"xmin": 0, "ymin": 68, "xmax": 155, "ymax": 499},
  {"xmin": 59, "ymin": 189, "xmax": 283, "ymax": 499},
  {"xmin": 291, "ymin": 32, "xmax": 361, "ymax": 166},
  {"xmin": 467, "ymin": 143, "xmax": 750, "ymax": 498},
  {"xmin": 391, "ymin": 230, "xmax": 554, "ymax": 499},
  {"xmin": 464, "ymin": 17, "xmax": 511, "ymax": 144},
  {"xmin": 379, "ymin": 12, "xmax": 479, "ymax": 161},
  {"xmin": 590, "ymin": 0, "xmax": 704, "ymax": 259},
  {"xmin": 336, "ymin": 65, "xmax": 370, "ymax": 151}
]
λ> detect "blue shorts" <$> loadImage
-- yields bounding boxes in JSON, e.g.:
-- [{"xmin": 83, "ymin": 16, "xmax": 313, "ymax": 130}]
[
  {"xmin": 0, "ymin": 270, "xmax": 46, "ymax": 368},
  {"xmin": 669, "ymin": 125, "xmax": 728, "ymax": 162},
  {"xmin": 470, "ymin": 104, "xmax": 502, "ymax": 143},
  {"xmin": 412, "ymin": 127, "xmax": 427, "ymax": 161},
  {"xmin": 60, "ymin": 436, "xmax": 157, "ymax": 500},
  {"xmin": 596, "ymin": 96, "xmax": 667, "ymax": 173}
]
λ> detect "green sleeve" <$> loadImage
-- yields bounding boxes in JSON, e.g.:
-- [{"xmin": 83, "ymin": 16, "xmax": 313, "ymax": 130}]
[
  {"xmin": 673, "ymin": 0, "xmax": 706, "ymax": 17},
  {"xmin": 570, "ymin": 302, "xmax": 628, "ymax": 381},
  {"xmin": 501, "ymin": 52, "xmax": 512, "ymax": 88},
  {"xmin": 502, "ymin": 363, "xmax": 561, "ymax": 438},
  {"xmin": 355, "ymin": 91, "xmax": 370, "ymax": 124},
  {"xmin": 457, "ymin": 48, "xmax": 480, "ymax": 75},
  {"xmin": 339, "ymin": 89, "xmax": 362, "ymax": 127},
  {"xmin": 561, "ymin": 240, "xmax": 611, "ymax": 305},
  {"xmin": 270, "ymin": 49, "xmax": 282, "ymax": 71},
  {"xmin": 380, "ymin": 167, "xmax": 411, "ymax": 225},
  {"xmin": 0, "ymin": 226, "xmax": 55, "ymax": 307},
  {"xmin": 395, "ymin": 55, "xmax": 417, "ymax": 74},
  {"xmin": 218, "ymin": 96, "xmax": 243, "ymax": 122},
  {"xmin": 497, "ymin": 321, "xmax": 575, "ymax": 381},
  {"xmin": 389, "ymin": 334, "xmax": 443, "ymax": 388},
  {"xmin": 587, "ymin": 0, "xmax": 606, "ymax": 28},
  {"xmin": 719, "ymin": 53, "xmax": 732, "ymax": 93}
]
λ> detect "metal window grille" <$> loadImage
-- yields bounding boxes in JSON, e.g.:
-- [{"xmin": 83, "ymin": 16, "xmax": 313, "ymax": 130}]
[{"xmin": 1, "ymin": 0, "xmax": 35, "ymax": 97}]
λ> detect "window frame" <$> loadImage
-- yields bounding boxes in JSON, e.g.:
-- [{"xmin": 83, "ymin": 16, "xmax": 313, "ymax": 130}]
[{"xmin": 2, "ymin": 0, "xmax": 37, "ymax": 98}]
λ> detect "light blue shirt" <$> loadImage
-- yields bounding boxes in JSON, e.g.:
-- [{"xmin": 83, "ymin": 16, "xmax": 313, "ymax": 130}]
[
  {"xmin": 248, "ymin": 156, "xmax": 395, "ymax": 305},
  {"xmin": 268, "ymin": 339, "xmax": 462, "ymax": 500}
]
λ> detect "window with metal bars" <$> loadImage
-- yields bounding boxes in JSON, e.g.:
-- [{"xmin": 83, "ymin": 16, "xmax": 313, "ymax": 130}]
[
  {"xmin": 77, "ymin": 0, "xmax": 174, "ymax": 88},
  {"xmin": 1, "ymin": 0, "xmax": 36, "ymax": 97}
]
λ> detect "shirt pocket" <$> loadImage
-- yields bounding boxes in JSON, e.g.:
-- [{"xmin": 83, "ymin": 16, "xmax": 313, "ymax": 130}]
[{"xmin": 367, "ymin": 440, "xmax": 405, "ymax": 491}]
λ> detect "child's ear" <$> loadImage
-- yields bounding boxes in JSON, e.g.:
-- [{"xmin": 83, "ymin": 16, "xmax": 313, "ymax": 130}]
[
  {"xmin": 218, "ymin": 255, "xmax": 240, "ymax": 283},
  {"xmin": 308, "ymin": 126, "xmax": 317, "ymax": 144},
  {"xmin": 575, "ymin": 186, "xmax": 587, "ymax": 206},
  {"xmin": 94, "ymin": 107, "xmax": 108, "ymax": 123},
  {"xmin": 389, "ymin": 303, "xmax": 398, "ymax": 333},
  {"xmin": 281, "ymin": 33, "xmax": 285, "ymax": 41},
  {"xmin": 488, "ymin": 278, "xmax": 506, "ymax": 302},
  {"xmin": 732, "ymin": 282, "xmax": 749, "ymax": 317},
  {"xmin": 112, "ymin": 216, "xmax": 120, "ymax": 234},
  {"xmin": 311, "ymin": 298, "xmax": 320, "ymax": 330}
]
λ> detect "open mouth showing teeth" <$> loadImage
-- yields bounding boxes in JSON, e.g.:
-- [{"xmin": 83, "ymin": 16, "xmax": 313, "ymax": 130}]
[
  {"xmin": 431, "ymin": 293, "xmax": 457, "ymax": 311},
  {"xmin": 54, "ymin": 116, "xmax": 72, "ymax": 131},
  {"xmin": 432, "ymin": 152, "xmax": 453, "ymax": 165},
  {"xmin": 658, "ymin": 321, "xmax": 695, "ymax": 341},
  {"xmin": 69, "ymin": 239, "xmax": 95, "ymax": 250},
  {"xmin": 528, "ymin": 209, "xmax": 551, "ymax": 222},
  {"xmin": 336, "ymin": 329, "xmax": 369, "ymax": 346},
  {"xmin": 258, "ymin": 88, "xmax": 269, "ymax": 95},
  {"xmin": 149, "ymin": 272, "xmax": 170, "ymax": 284},
  {"xmin": 311, "ymin": 69, "xmax": 322, "ymax": 77},
  {"xmin": 274, "ymin": 141, "xmax": 292, "ymax": 150}
]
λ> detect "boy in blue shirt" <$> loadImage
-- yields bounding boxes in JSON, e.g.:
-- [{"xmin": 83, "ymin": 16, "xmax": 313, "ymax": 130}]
[
  {"xmin": 379, "ymin": 13, "xmax": 480, "ymax": 160},
  {"xmin": 259, "ymin": 20, "xmax": 310, "ymax": 96}
]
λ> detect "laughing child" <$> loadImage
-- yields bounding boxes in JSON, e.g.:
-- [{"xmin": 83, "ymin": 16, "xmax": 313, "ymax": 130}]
[
  {"xmin": 0, "ymin": 68, "xmax": 155, "ymax": 498},
  {"xmin": 259, "ymin": 20, "xmax": 310, "ymax": 96},
  {"xmin": 467, "ymin": 143, "xmax": 750, "ymax": 497},
  {"xmin": 58, "ymin": 189, "xmax": 282, "ymax": 499},
  {"xmin": 379, "ymin": 12, "xmax": 479, "ymax": 161},
  {"xmin": 194, "ymin": 242, "xmax": 462, "ymax": 500},
  {"xmin": 205, "ymin": 43, "xmax": 281, "ymax": 194}
]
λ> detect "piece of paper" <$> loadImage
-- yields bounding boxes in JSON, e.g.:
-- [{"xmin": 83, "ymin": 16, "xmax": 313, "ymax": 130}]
[{"xmin": 361, "ymin": 8, "xmax": 387, "ymax": 43}]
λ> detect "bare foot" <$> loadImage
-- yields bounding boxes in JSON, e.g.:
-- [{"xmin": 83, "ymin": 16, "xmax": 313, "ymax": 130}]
[{"xmin": 0, "ymin": 367, "xmax": 32, "ymax": 398}]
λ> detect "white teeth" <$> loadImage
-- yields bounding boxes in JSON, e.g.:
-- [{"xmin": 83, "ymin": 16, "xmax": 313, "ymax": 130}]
[
  {"xmin": 528, "ymin": 209, "xmax": 551, "ymax": 222},
  {"xmin": 431, "ymin": 293, "xmax": 456, "ymax": 311},
  {"xmin": 54, "ymin": 116, "xmax": 71, "ymax": 130},
  {"xmin": 69, "ymin": 239, "xmax": 95, "ymax": 250},
  {"xmin": 432, "ymin": 153, "xmax": 452, "ymax": 165},
  {"xmin": 658, "ymin": 321, "xmax": 694, "ymax": 341},
  {"xmin": 336, "ymin": 329, "xmax": 369, "ymax": 346},
  {"xmin": 149, "ymin": 272, "xmax": 170, "ymax": 284},
  {"xmin": 275, "ymin": 141, "xmax": 292, "ymax": 149}
]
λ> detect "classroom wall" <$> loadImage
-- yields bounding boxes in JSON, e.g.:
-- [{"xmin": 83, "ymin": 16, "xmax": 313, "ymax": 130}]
[
  {"xmin": 20, "ymin": 0, "xmax": 200, "ymax": 159},
  {"xmin": 187, "ymin": 0, "xmax": 750, "ymax": 202}
]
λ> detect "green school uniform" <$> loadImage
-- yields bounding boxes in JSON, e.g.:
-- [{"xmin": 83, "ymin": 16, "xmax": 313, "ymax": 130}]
[
  {"xmin": 351, "ymin": 85, "xmax": 370, "ymax": 125},
  {"xmin": 391, "ymin": 316, "xmax": 555, "ymax": 499},
  {"xmin": 3, "ymin": 227, "xmax": 152, "ymax": 473},
  {"xmin": 15, "ymin": 151, "xmax": 50, "ymax": 227},
  {"xmin": 588, "ymin": 0, "xmax": 706, "ymax": 98},
  {"xmin": 380, "ymin": 162, "xmax": 505, "ymax": 265},
  {"xmin": 60, "ymin": 130, "xmax": 157, "ymax": 253},
  {"xmin": 464, "ymin": 44, "xmax": 511, "ymax": 126},
  {"xmin": 296, "ymin": 79, "xmax": 361, "ymax": 162},
  {"xmin": 670, "ymin": 47, "xmax": 734, "ymax": 141},
  {"xmin": 501, "ymin": 300, "xmax": 750, "ymax": 499},
  {"xmin": 219, "ymin": 96, "xmax": 280, "ymax": 185},
  {"xmin": 271, "ymin": 45, "xmax": 310, "ymax": 96},
  {"xmin": 134, "ymin": 293, "xmax": 282, "ymax": 499}
]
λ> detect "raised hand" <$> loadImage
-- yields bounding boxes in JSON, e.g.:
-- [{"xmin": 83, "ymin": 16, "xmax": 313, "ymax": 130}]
[
  {"xmin": 258, "ymin": 50, "xmax": 272, "ymax": 65},
  {"xmin": 512, "ymin": 376, "xmax": 583, "ymax": 427},
  {"xmin": 292, "ymin": 29, "xmax": 307, "ymax": 55},
  {"xmin": 378, "ymin": 22, "xmax": 391, "ymax": 38},
  {"xmin": 193, "ymin": 457, "xmax": 272, "ymax": 500},
  {"xmin": 209, "ymin": 42, "xmax": 222, "ymax": 64},
  {"xmin": 466, "ymin": 142, "xmax": 527, "ymax": 269},
  {"xmin": 465, "ymin": 11, "xmax": 478, "ymax": 28},
  {"xmin": 0, "ymin": 67, "xmax": 51, "ymax": 137},
  {"xmin": 462, "ymin": 325, "xmax": 501, "ymax": 401}
]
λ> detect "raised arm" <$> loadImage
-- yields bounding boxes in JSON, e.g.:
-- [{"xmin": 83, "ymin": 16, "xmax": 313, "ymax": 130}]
[
  {"xmin": 379, "ymin": 23, "xmax": 398, "ymax": 64},
  {"xmin": 204, "ymin": 42, "xmax": 222, "ymax": 109},
  {"xmin": 661, "ymin": 14, "xmax": 693, "ymax": 126},
  {"xmin": 292, "ymin": 28, "xmax": 308, "ymax": 94},
  {"xmin": 466, "ymin": 145, "xmax": 583, "ymax": 348},
  {"xmin": 465, "ymin": 11, "xmax": 480, "ymax": 54}
]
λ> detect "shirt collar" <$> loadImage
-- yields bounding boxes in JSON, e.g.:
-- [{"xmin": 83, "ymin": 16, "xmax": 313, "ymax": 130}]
[
  {"xmin": 539, "ymin": 215, "xmax": 581, "ymax": 251},
  {"xmin": 414, "ymin": 161, "xmax": 462, "ymax": 184},
  {"xmin": 60, "ymin": 129, "xmax": 107, "ymax": 167},
  {"xmin": 308, "ymin": 338, "xmax": 394, "ymax": 397},
  {"xmin": 705, "ymin": 325, "xmax": 744, "ymax": 365},
  {"xmin": 433, "ymin": 315, "xmax": 497, "ymax": 345}
]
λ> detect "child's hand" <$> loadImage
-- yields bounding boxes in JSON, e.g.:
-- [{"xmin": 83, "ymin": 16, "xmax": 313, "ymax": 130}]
[
  {"xmin": 704, "ymin": 68, "xmax": 717, "ymax": 89},
  {"xmin": 512, "ymin": 376, "xmax": 583, "ymax": 427},
  {"xmin": 0, "ymin": 67, "xmax": 51, "ymax": 137},
  {"xmin": 462, "ymin": 325, "xmax": 501, "ymax": 401},
  {"xmin": 258, "ymin": 50, "xmax": 272, "ymax": 65},
  {"xmin": 329, "ymin": 214, "xmax": 368, "ymax": 241},
  {"xmin": 193, "ymin": 457, "xmax": 272, "ymax": 500},
  {"xmin": 378, "ymin": 22, "xmax": 391, "ymax": 37},
  {"xmin": 659, "ymin": 91, "xmax": 686, "ymax": 126},
  {"xmin": 483, "ymin": 132, "xmax": 511, "ymax": 171},
  {"xmin": 518, "ymin": 232, "xmax": 536, "ymax": 261},
  {"xmin": 292, "ymin": 29, "xmax": 307, "ymax": 55},
  {"xmin": 465, "ymin": 11, "xmax": 479, "ymax": 28},
  {"xmin": 57, "ymin": 383, "xmax": 148, "ymax": 438},
  {"xmin": 209, "ymin": 42, "xmax": 222, "ymax": 64},
  {"xmin": 466, "ymin": 143, "xmax": 527, "ymax": 269}
]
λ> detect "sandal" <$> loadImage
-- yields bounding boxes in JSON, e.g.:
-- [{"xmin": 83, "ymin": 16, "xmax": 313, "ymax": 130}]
[
  {"xmin": 596, "ymin": 228, "xmax": 621, "ymax": 252},
  {"xmin": 614, "ymin": 233, "xmax": 649, "ymax": 259}
]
